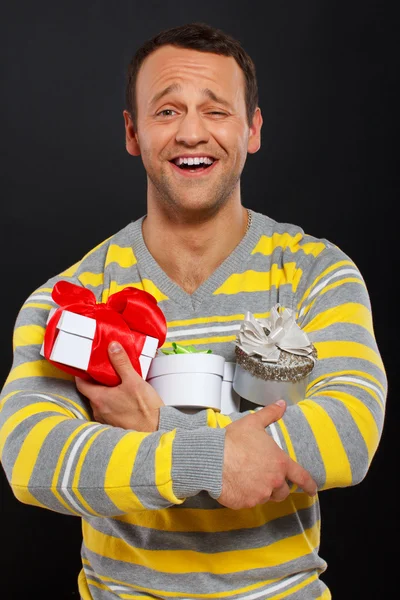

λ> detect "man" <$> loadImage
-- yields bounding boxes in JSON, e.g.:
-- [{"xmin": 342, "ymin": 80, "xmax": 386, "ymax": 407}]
[{"xmin": 0, "ymin": 22, "xmax": 386, "ymax": 600}]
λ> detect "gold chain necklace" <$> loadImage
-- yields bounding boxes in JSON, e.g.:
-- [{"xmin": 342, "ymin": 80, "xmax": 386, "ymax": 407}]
[{"xmin": 246, "ymin": 208, "xmax": 252, "ymax": 233}]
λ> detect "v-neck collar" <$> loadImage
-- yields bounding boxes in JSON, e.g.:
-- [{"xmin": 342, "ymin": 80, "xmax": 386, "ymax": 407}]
[{"xmin": 128, "ymin": 209, "xmax": 263, "ymax": 311}]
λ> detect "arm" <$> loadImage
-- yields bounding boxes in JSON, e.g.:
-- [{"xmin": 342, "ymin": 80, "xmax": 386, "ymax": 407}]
[
  {"xmin": 0, "ymin": 274, "xmax": 225, "ymax": 518},
  {"xmin": 158, "ymin": 247, "xmax": 387, "ymax": 492}
]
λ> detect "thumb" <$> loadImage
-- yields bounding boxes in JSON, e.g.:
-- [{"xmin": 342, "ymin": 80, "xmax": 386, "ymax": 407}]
[
  {"xmin": 108, "ymin": 341, "xmax": 139, "ymax": 381},
  {"xmin": 253, "ymin": 399, "xmax": 286, "ymax": 428}
]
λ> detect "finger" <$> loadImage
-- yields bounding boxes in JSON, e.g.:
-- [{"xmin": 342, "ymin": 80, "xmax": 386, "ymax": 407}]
[
  {"xmin": 108, "ymin": 341, "xmax": 139, "ymax": 382},
  {"xmin": 269, "ymin": 480, "xmax": 290, "ymax": 503},
  {"xmin": 252, "ymin": 400, "xmax": 286, "ymax": 428},
  {"xmin": 75, "ymin": 376, "xmax": 100, "ymax": 396},
  {"xmin": 286, "ymin": 460, "xmax": 317, "ymax": 497}
]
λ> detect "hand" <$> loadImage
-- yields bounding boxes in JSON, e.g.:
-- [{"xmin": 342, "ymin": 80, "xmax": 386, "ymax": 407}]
[
  {"xmin": 75, "ymin": 341, "xmax": 164, "ymax": 432},
  {"xmin": 218, "ymin": 401, "xmax": 317, "ymax": 509}
]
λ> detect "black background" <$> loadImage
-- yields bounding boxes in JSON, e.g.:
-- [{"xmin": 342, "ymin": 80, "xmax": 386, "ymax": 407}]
[{"xmin": 1, "ymin": 2, "xmax": 397, "ymax": 598}]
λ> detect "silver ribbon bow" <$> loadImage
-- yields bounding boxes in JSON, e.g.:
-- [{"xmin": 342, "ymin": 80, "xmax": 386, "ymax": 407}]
[{"xmin": 236, "ymin": 304, "xmax": 314, "ymax": 362}]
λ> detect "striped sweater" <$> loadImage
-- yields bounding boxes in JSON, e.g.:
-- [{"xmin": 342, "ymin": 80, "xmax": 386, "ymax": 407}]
[{"xmin": 0, "ymin": 210, "xmax": 386, "ymax": 600}]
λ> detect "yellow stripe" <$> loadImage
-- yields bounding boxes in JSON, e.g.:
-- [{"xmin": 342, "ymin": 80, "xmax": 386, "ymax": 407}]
[
  {"xmin": 21, "ymin": 302, "xmax": 53, "ymax": 310},
  {"xmin": 104, "ymin": 431, "xmax": 150, "ymax": 511},
  {"xmin": 301, "ymin": 278, "xmax": 366, "ymax": 319},
  {"xmin": 78, "ymin": 272, "xmax": 104, "ymax": 287},
  {"xmin": 11, "ymin": 484, "xmax": 49, "ymax": 509},
  {"xmin": 251, "ymin": 233, "xmax": 325, "ymax": 258},
  {"xmin": 303, "ymin": 303, "xmax": 374, "ymax": 337},
  {"xmin": 308, "ymin": 378, "xmax": 384, "ymax": 413},
  {"xmin": 82, "ymin": 521, "xmax": 320, "ymax": 573},
  {"xmin": 251, "ymin": 233, "xmax": 303, "ymax": 255},
  {"xmin": 0, "ymin": 402, "xmax": 71, "ymax": 458},
  {"xmin": 86, "ymin": 579, "xmax": 111, "ymax": 593},
  {"xmin": 11, "ymin": 415, "xmax": 68, "ymax": 505},
  {"xmin": 206, "ymin": 410, "xmax": 242, "ymax": 428},
  {"xmin": 0, "ymin": 387, "xmax": 90, "ymax": 421},
  {"xmin": 167, "ymin": 311, "xmax": 272, "ymax": 328},
  {"xmin": 32, "ymin": 287, "xmax": 53, "ymax": 294},
  {"xmin": 162, "ymin": 335, "xmax": 236, "ymax": 350},
  {"xmin": 313, "ymin": 390, "xmax": 380, "ymax": 461},
  {"xmin": 50, "ymin": 392, "xmax": 91, "ymax": 420},
  {"xmin": 307, "ymin": 368, "xmax": 385, "ymax": 394},
  {"xmin": 155, "ymin": 430, "xmax": 185, "ymax": 504},
  {"xmin": 316, "ymin": 589, "xmax": 332, "ymax": 599},
  {"xmin": 0, "ymin": 390, "xmax": 20, "ymax": 409},
  {"xmin": 214, "ymin": 265, "xmax": 302, "ymax": 295},
  {"xmin": 61, "ymin": 236, "xmax": 113, "ymax": 278},
  {"xmin": 5, "ymin": 360, "xmax": 74, "ymax": 386},
  {"xmin": 298, "ymin": 260, "xmax": 355, "ymax": 307},
  {"xmin": 51, "ymin": 422, "xmax": 96, "ymax": 515},
  {"xmin": 78, "ymin": 568, "xmax": 92, "ymax": 600},
  {"xmin": 102, "ymin": 279, "xmax": 168, "ymax": 303},
  {"xmin": 60, "ymin": 261, "xmax": 80, "ymax": 277},
  {"xmin": 314, "ymin": 340, "xmax": 385, "ymax": 372},
  {"xmin": 301, "ymin": 401, "xmax": 352, "ymax": 488},
  {"xmin": 13, "ymin": 325, "xmax": 45, "ymax": 347},
  {"xmin": 113, "ymin": 493, "xmax": 317, "ymax": 532},
  {"xmin": 278, "ymin": 418, "xmax": 297, "ymax": 461},
  {"xmin": 277, "ymin": 419, "xmax": 299, "ymax": 492},
  {"xmin": 330, "ymin": 380, "xmax": 383, "ymax": 411},
  {"xmin": 300, "ymin": 242, "xmax": 327, "ymax": 257},
  {"xmin": 72, "ymin": 427, "xmax": 108, "ymax": 516},
  {"xmin": 105, "ymin": 244, "xmax": 137, "ymax": 268}
]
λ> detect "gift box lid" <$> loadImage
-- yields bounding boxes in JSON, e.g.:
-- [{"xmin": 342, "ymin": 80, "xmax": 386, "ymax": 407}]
[
  {"xmin": 141, "ymin": 335, "xmax": 159, "ymax": 358},
  {"xmin": 57, "ymin": 310, "xmax": 96, "ymax": 339},
  {"xmin": 147, "ymin": 353, "xmax": 225, "ymax": 379}
]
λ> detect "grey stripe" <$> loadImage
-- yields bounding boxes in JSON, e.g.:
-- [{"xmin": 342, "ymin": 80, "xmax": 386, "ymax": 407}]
[
  {"xmin": 80, "ymin": 541, "xmax": 327, "ymax": 597},
  {"xmin": 320, "ymin": 397, "xmax": 370, "ymax": 484},
  {"xmin": 279, "ymin": 405, "xmax": 327, "ymax": 488},
  {"xmin": 159, "ymin": 406, "xmax": 208, "ymax": 431},
  {"xmin": 84, "ymin": 504, "xmax": 318, "ymax": 553},
  {"xmin": 130, "ymin": 430, "xmax": 176, "ymax": 510}
]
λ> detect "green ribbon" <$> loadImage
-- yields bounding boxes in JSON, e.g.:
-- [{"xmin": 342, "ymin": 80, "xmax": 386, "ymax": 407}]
[{"xmin": 161, "ymin": 342, "xmax": 212, "ymax": 355}]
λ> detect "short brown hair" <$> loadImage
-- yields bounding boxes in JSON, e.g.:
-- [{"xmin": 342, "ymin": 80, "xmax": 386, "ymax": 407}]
[{"xmin": 125, "ymin": 22, "xmax": 259, "ymax": 130}]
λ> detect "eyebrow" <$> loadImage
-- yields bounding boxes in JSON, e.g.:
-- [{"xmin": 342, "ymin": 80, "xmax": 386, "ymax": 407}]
[{"xmin": 149, "ymin": 83, "xmax": 232, "ymax": 109}]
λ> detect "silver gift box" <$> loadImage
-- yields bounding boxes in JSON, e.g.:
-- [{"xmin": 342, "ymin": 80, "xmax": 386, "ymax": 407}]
[{"xmin": 233, "ymin": 363, "xmax": 309, "ymax": 407}]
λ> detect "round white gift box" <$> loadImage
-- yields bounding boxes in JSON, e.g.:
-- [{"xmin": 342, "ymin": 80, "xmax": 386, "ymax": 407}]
[
  {"xmin": 221, "ymin": 362, "xmax": 241, "ymax": 414},
  {"xmin": 233, "ymin": 363, "xmax": 308, "ymax": 406},
  {"xmin": 147, "ymin": 353, "xmax": 225, "ymax": 410}
]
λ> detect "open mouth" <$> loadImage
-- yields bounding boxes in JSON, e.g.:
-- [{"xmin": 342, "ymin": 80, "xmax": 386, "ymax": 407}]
[{"xmin": 169, "ymin": 156, "xmax": 217, "ymax": 174}]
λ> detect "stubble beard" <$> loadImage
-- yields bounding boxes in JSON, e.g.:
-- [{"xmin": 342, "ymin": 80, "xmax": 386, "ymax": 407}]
[{"xmin": 146, "ymin": 161, "xmax": 243, "ymax": 223}]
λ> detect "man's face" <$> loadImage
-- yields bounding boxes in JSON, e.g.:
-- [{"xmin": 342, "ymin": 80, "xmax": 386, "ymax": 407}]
[{"xmin": 124, "ymin": 45, "xmax": 262, "ymax": 218}]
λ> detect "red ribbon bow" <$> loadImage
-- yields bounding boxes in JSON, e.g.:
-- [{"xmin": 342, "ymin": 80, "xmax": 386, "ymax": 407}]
[{"xmin": 43, "ymin": 281, "xmax": 167, "ymax": 386}]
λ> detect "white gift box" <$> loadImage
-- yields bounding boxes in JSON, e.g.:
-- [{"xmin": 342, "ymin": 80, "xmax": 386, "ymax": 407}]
[
  {"xmin": 40, "ymin": 310, "xmax": 97, "ymax": 371},
  {"xmin": 221, "ymin": 361, "xmax": 241, "ymax": 414},
  {"xmin": 41, "ymin": 309, "xmax": 159, "ymax": 379},
  {"xmin": 147, "ymin": 353, "xmax": 225, "ymax": 410},
  {"xmin": 138, "ymin": 335, "xmax": 159, "ymax": 380}
]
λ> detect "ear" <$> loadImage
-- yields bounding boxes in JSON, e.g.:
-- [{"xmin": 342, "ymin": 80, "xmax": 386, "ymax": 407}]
[
  {"xmin": 247, "ymin": 107, "xmax": 263, "ymax": 155},
  {"xmin": 123, "ymin": 110, "xmax": 141, "ymax": 156}
]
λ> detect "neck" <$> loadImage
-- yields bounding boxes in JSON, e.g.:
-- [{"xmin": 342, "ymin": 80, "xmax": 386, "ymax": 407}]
[{"xmin": 142, "ymin": 200, "xmax": 249, "ymax": 294}]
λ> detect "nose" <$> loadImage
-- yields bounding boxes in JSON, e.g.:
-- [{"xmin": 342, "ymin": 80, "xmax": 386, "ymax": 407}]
[{"xmin": 175, "ymin": 109, "xmax": 210, "ymax": 146}]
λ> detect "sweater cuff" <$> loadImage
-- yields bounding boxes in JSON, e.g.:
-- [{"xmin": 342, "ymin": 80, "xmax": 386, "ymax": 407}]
[
  {"xmin": 159, "ymin": 406, "xmax": 209, "ymax": 431},
  {"xmin": 172, "ymin": 427, "xmax": 226, "ymax": 500}
]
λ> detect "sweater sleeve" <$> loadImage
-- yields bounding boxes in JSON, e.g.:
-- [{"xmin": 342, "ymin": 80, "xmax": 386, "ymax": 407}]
[
  {"xmin": 159, "ymin": 246, "xmax": 387, "ymax": 492},
  {"xmin": 0, "ymin": 256, "xmax": 225, "ymax": 518}
]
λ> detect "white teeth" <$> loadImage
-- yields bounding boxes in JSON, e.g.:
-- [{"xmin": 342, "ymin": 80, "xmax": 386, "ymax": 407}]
[{"xmin": 174, "ymin": 156, "xmax": 215, "ymax": 166}]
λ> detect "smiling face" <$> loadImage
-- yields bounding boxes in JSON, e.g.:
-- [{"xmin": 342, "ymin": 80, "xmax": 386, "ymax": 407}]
[{"xmin": 124, "ymin": 45, "xmax": 262, "ymax": 220}]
